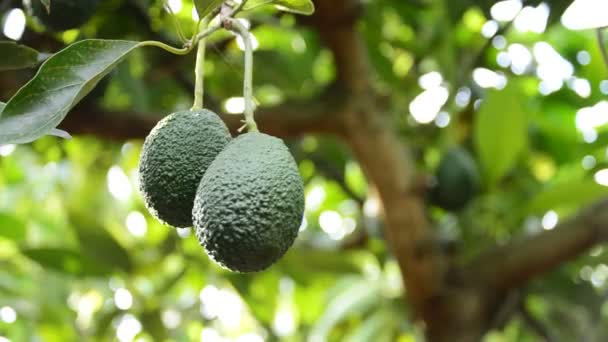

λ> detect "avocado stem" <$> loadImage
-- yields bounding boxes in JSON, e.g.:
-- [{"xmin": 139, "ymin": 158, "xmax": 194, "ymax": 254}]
[
  {"xmin": 192, "ymin": 19, "xmax": 209, "ymax": 111},
  {"xmin": 226, "ymin": 18, "xmax": 258, "ymax": 132}
]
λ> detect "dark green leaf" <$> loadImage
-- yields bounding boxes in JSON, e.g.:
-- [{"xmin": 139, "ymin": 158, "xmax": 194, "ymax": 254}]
[
  {"xmin": 22, "ymin": 247, "xmax": 113, "ymax": 276},
  {"xmin": 0, "ymin": 39, "xmax": 140, "ymax": 144},
  {"xmin": 0, "ymin": 213, "xmax": 27, "ymax": 242},
  {"xmin": 0, "ymin": 41, "xmax": 47, "ymax": 71},
  {"xmin": 193, "ymin": 0, "xmax": 223, "ymax": 20},
  {"xmin": 75, "ymin": 227, "xmax": 133, "ymax": 273},
  {"xmin": 474, "ymin": 83, "xmax": 529, "ymax": 186}
]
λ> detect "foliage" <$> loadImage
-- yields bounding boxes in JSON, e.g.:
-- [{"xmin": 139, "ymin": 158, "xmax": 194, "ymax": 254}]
[{"xmin": 1, "ymin": 0, "xmax": 608, "ymax": 341}]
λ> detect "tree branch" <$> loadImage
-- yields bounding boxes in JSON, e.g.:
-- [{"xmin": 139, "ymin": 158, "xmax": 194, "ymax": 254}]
[
  {"xmin": 308, "ymin": 0, "xmax": 447, "ymax": 322},
  {"xmin": 470, "ymin": 199, "xmax": 608, "ymax": 293},
  {"xmin": 58, "ymin": 94, "xmax": 343, "ymax": 140}
]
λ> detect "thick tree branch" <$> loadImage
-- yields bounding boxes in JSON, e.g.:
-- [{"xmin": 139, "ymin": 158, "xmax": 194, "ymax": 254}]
[
  {"xmin": 309, "ymin": 0, "xmax": 446, "ymax": 323},
  {"xmin": 59, "ymin": 94, "xmax": 343, "ymax": 140},
  {"xmin": 470, "ymin": 199, "xmax": 608, "ymax": 293}
]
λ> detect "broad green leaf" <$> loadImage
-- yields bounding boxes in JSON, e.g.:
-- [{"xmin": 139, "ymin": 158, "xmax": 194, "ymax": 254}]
[
  {"xmin": 193, "ymin": 0, "xmax": 223, "ymax": 20},
  {"xmin": 39, "ymin": 0, "xmax": 51, "ymax": 13},
  {"xmin": 562, "ymin": 0, "xmax": 608, "ymax": 30},
  {"xmin": 0, "ymin": 39, "xmax": 140, "ymax": 144},
  {"xmin": 527, "ymin": 179, "xmax": 608, "ymax": 214},
  {"xmin": 0, "ymin": 213, "xmax": 27, "ymax": 242},
  {"xmin": 22, "ymin": 247, "xmax": 113, "ymax": 276},
  {"xmin": 474, "ymin": 83, "xmax": 528, "ymax": 186},
  {"xmin": 244, "ymin": 0, "xmax": 315, "ymax": 15},
  {"xmin": 0, "ymin": 41, "xmax": 47, "ymax": 71},
  {"xmin": 309, "ymin": 277, "xmax": 381, "ymax": 341}
]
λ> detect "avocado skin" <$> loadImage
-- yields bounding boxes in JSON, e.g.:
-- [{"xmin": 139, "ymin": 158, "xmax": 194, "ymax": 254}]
[
  {"xmin": 32, "ymin": 0, "xmax": 100, "ymax": 31},
  {"xmin": 430, "ymin": 147, "xmax": 480, "ymax": 211},
  {"xmin": 193, "ymin": 132, "xmax": 305, "ymax": 272},
  {"xmin": 138, "ymin": 110, "xmax": 231, "ymax": 228}
]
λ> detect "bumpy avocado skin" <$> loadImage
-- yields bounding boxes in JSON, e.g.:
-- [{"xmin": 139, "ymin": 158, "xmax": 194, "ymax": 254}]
[
  {"xmin": 138, "ymin": 110, "xmax": 231, "ymax": 228},
  {"xmin": 430, "ymin": 147, "xmax": 480, "ymax": 211},
  {"xmin": 32, "ymin": 0, "xmax": 100, "ymax": 31},
  {"xmin": 193, "ymin": 132, "xmax": 305, "ymax": 272}
]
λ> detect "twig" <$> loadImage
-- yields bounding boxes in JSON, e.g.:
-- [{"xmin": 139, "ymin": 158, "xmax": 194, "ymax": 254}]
[{"xmin": 596, "ymin": 28, "xmax": 608, "ymax": 74}]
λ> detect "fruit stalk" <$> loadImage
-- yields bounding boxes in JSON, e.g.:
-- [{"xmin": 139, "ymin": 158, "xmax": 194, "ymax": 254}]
[
  {"xmin": 226, "ymin": 18, "xmax": 258, "ymax": 132},
  {"xmin": 192, "ymin": 20, "xmax": 209, "ymax": 110}
]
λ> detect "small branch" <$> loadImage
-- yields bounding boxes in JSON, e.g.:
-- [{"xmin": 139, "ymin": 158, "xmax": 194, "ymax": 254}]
[
  {"xmin": 470, "ymin": 199, "xmax": 608, "ymax": 293},
  {"xmin": 518, "ymin": 299, "xmax": 554, "ymax": 342},
  {"xmin": 308, "ymin": 154, "xmax": 364, "ymax": 205},
  {"xmin": 596, "ymin": 28, "xmax": 608, "ymax": 74}
]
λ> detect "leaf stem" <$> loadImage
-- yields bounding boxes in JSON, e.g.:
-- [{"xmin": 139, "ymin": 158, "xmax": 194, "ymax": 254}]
[
  {"xmin": 225, "ymin": 18, "xmax": 258, "ymax": 132},
  {"xmin": 138, "ymin": 40, "xmax": 192, "ymax": 55}
]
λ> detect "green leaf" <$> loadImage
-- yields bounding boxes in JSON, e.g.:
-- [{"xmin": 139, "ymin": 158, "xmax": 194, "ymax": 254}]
[
  {"xmin": 75, "ymin": 228, "xmax": 133, "ymax": 273},
  {"xmin": 0, "ymin": 41, "xmax": 47, "ymax": 71},
  {"xmin": 0, "ymin": 213, "xmax": 27, "ymax": 242},
  {"xmin": 474, "ymin": 83, "xmax": 529, "ymax": 186},
  {"xmin": 309, "ymin": 277, "xmax": 381, "ymax": 341},
  {"xmin": 527, "ymin": 179, "xmax": 608, "ymax": 214},
  {"xmin": 562, "ymin": 0, "xmax": 608, "ymax": 30},
  {"xmin": 344, "ymin": 309, "xmax": 397, "ymax": 342},
  {"xmin": 193, "ymin": 0, "xmax": 223, "ymax": 19},
  {"xmin": 21, "ymin": 247, "xmax": 113, "ymax": 277},
  {"xmin": 0, "ymin": 102, "xmax": 5, "ymax": 113},
  {"xmin": 244, "ymin": 0, "xmax": 315, "ymax": 15},
  {"xmin": 0, "ymin": 39, "xmax": 140, "ymax": 144}
]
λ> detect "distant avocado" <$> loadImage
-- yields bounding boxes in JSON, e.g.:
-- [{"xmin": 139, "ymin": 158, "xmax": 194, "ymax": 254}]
[
  {"xmin": 430, "ymin": 147, "xmax": 480, "ymax": 211},
  {"xmin": 138, "ymin": 110, "xmax": 231, "ymax": 228},
  {"xmin": 193, "ymin": 132, "xmax": 305, "ymax": 272},
  {"xmin": 31, "ymin": 0, "xmax": 100, "ymax": 31}
]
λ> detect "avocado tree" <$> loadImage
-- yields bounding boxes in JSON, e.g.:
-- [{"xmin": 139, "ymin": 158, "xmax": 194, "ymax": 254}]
[{"xmin": 2, "ymin": 0, "xmax": 608, "ymax": 340}]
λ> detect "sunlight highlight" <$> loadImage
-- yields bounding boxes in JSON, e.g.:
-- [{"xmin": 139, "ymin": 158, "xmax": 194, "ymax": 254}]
[
  {"xmin": 167, "ymin": 0, "xmax": 183, "ymax": 13},
  {"xmin": 541, "ymin": 210, "xmax": 558, "ymax": 230},
  {"xmin": 107, "ymin": 166, "xmax": 132, "ymax": 202},
  {"xmin": 490, "ymin": 0, "xmax": 522, "ymax": 22},
  {"xmin": 562, "ymin": 0, "xmax": 608, "ymax": 30},
  {"xmin": 126, "ymin": 211, "xmax": 147, "ymax": 237},
  {"xmin": 224, "ymin": 97, "xmax": 245, "ymax": 114},
  {"xmin": 114, "ymin": 288, "xmax": 133, "ymax": 310},
  {"xmin": 0, "ymin": 307, "xmax": 16, "ymax": 323},
  {"xmin": 594, "ymin": 169, "xmax": 608, "ymax": 186},
  {"xmin": 2, "ymin": 8, "xmax": 25, "ymax": 40},
  {"xmin": 409, "ymin": 86, "xmax": 449, "ymax": 124}
]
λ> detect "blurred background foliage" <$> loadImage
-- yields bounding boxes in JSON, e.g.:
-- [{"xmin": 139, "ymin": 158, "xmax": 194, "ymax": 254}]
[{"xmin": 1, "ymin": 0, "xmax": 608, "ymax": 341}]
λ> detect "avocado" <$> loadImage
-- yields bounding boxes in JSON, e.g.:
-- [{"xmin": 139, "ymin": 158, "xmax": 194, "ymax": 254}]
[
  {"xmin": 31, "ymin": 0, "xmax": 100, "ymax": 31},
  {"xmin": 138, "ymin": 110, "xmax": 231, "ymax": 228},
  {"xmin": 193, "ymin": 132, "xmax": 305, "ymax": 272},
  {"xmin": 430, "ymin": 147, "xmax": 480, "ymax": 211}
]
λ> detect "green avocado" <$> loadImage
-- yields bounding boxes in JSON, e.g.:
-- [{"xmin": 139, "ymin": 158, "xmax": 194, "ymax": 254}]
[
  {"xmin": 31, "ymin": 0, "xmax": 100, "ymax": 31},
  {"xmin": 430, "ymin": 147, "xmax": 480, "ymax": 211},
  {"xmin": 138, "ymin": 110, "xmax": 231, "ymax": 228},
  {"xmin": 193, "ymin": 132, "xmax": 305, "ymax": 272}
]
